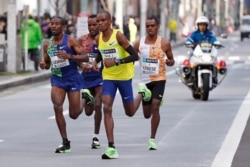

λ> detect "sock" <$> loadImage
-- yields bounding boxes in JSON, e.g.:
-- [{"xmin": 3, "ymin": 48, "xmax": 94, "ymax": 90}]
[
  {"xmin": 93, "ymin": 134, "xmax": 99, "ymax": 139},
  {"xmin": 108, "ymin": 142, "xmax": 115, "ymax": 148},
  {"xmin": 63, "ymin": 138, "xmax": 69, "ymax": 142}
]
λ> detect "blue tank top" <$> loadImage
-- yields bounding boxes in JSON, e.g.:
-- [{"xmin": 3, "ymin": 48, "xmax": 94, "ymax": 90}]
[{"xmin": 47, "ymin": 34, "xmax": 78, "ymax": 78}]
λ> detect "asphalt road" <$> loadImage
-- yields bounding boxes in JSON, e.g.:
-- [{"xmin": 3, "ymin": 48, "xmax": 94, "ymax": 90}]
[{"xmin": 0, "ymin": 33, "xmax": 249, "ymax": 167}]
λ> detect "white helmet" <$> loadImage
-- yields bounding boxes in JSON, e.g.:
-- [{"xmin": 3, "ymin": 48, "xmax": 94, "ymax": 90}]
[{"xmin": 196, "ymin": 16, "xmax": 209, "ymax": 26}]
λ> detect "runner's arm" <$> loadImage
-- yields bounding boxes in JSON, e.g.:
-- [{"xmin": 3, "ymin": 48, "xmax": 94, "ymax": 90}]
[
  {"xmin": 40, "ymin": 41, "xmax": 51, "ymax": 70},
  {"xmin": 115, "ymin": 31, "xmax": 139, "ymax": 65},
  {"xmin": 162, "ymin": 39, "xmax": 175, "ymax": 66},
  {"xmin": 68, "ymin": 37, "xmax": 89, "ymax": 62}
]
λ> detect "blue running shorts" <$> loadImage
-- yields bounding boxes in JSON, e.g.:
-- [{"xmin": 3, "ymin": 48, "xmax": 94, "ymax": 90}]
[
  {"xmin": 51, "ymin": 73, "xmax": 84, "ymax": 92},
  {"xmin": 82, "ymin": 76, "xmax": 103, "ymax": 89},
  {"xmin": 102, "ymin": 79, "xmax": 134, "ymax": 103}
]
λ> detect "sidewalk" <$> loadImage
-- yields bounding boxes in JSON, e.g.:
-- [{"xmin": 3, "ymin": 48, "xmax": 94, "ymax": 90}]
[
  {"xmin": 0, "ymin": 70, "xmax": 51, "ymax": 91},
  {"xmin": 0, "ymin": 39, "xmax": 185, "ymax": 91}
]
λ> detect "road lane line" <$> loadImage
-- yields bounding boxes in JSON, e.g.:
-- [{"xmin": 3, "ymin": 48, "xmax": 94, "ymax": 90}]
[
  {"xmin": 48, "ymin": 110, "xmax": 69, "ymax": 120},
  {"xmin": 212, "ymin": 90, "xmax": 250, "ymax": 167},
  {"xmin": 0, "ymin": 140, "xmax": 4, "ymax": 142}
]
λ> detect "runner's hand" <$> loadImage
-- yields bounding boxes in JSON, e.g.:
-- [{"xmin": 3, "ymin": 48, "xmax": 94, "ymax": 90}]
[
  {"xmin": 92, "ymin": 60, "xmax": 100, "ymax": 71},
  {"xmin": 104, "ymin": 58, "xmax": 116, "ymax": 68},
  {"xmin": 80, "ymin": 63, "xmax": 92, "ymax": 72},
  {"xmin": 39, "ymin": 60, "xmax": 49, "ymax": 70},
  {"xmin": 56, "ymin": 50, "xmax": 71, "ymax": 59}
]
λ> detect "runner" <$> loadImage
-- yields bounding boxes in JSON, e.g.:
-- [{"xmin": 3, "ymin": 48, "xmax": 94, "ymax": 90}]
[
  {"xmin": 39, "ymin": 16, "xmax": 89, "ymax": 153},
  {"xmin": 78, "ymin": 14, "xmax": 102, "ymax": 149},
  {"xmin": 134, "ymin": 16, "xmax": 175, "ymax": 150},
  {"xmin": 92, "ymin": 11, "xmax": 152, "ymax": 159}
]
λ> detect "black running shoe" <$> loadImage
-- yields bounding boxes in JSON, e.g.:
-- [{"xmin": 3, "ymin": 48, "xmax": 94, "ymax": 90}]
[
  {"xmin": 91, "ymin": 137, "xmax": 100, "ymax": 149},
  {"xmin": 55, "ymin": 140, "xmax": 71, "ymax": 153}
]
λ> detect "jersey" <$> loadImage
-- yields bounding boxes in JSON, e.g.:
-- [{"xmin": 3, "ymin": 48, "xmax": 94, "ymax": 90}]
[
  {"xmin": 47, "ymin": 34, "xmax": 78, "ymax": 78},
  {"xmin": 98, "ymin": 29, "xmax": 134, "ymax": 80},
  {"xmin": 79, "ymin": 34, "xmax": 102, "ymax": 78},
  {"xmin": 138, "ymin": 35, "xmax": 166, "ymax": 83}
]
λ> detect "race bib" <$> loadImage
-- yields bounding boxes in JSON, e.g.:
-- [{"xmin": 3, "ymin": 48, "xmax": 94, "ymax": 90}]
[
  {"xmin": 51, "ymin": 56, "xmax": 70, "ymax": 68},
  {"xmin": 101, "ymin": 49, "xmax": 118, "ymax": 59},
  {"xmin": 141, "ymin": 57, "xmax": 159, "ymax": 74},
  {"xmin": 86, "ymin": 53, "xmax": 98, "ymax": 63}
]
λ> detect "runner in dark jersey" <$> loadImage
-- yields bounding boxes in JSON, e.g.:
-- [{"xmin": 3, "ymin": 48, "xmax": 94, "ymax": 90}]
[
  {"xmin": 39, "ymin": 16, "xmax": 89, "ymax": 153},
  {"xmin": 78, "ymin": 15, "xmax": 103, "ymax": 149}
]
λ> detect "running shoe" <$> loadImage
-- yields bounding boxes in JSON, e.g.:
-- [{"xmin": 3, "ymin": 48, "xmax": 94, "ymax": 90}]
[
  {"xmin": 148, "ymin": 139, "xmax": 158, "ymax": 150},
  {"xmin": 101, "ymin": 147, "xmax": 119, "ymax": 159},
  {"xmin": 138, "ymin": 83, "xmax": 152, "ymax": 101},
  {"xmin": 92, "ymin": 137, "xmax": 101, "ymax": 149},
  {"xmin": 55, "ymin": 140, "xmax": 71, "ymax": 153},
  {"xmin": 81, "ymin": 89, "xmax": 94, "ymax": 105},
  {"xmin": 160, "ymin": 99, "xmax": 164, "ymax": 106}
]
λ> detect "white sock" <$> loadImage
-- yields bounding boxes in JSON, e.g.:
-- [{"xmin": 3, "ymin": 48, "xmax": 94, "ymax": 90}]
[{"xmin": 93, "ymin": 134, "xmax": 99, "ymax": 139}]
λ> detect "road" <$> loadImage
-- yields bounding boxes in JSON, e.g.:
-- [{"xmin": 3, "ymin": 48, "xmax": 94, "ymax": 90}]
[{"xmin": 0, "ymin": 33, "xmax": 249, "ymax": 167}]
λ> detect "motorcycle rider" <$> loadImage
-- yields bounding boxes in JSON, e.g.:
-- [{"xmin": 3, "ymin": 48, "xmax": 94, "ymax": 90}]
[
  {"xmin": 186, "ymin": 16, "xmax": 219, "ymax": 45},
  {"xmin": 186, "ymin": 16, "xmax": 220, "ymax": 85}
]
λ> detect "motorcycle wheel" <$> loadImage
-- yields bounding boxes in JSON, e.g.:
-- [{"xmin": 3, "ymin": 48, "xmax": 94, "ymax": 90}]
[{"xmin": 201, "ymin": 73, "xmax": 210, "ymax": 101}]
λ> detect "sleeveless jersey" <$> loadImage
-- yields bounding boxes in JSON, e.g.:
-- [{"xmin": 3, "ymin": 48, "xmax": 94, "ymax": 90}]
[
  {"xmin": 98, "ymin": 29, "xmax": 134, "ymax": 80},
  {"xmin": 47, "ymin": 34, "xmax": 78, "ymax": 78},
  {"xmin": 138, "ymin": 36, "xmax": 166, "ymax": 83},
  {"xmin": 80, "ymin": 34, "xmax": 102, "ymax": 78}
]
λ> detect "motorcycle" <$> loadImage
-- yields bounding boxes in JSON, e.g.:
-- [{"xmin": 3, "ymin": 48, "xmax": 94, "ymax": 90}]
[{"xmin": 176, "ymin": 41, "xmax": 227, "ymax": 101}]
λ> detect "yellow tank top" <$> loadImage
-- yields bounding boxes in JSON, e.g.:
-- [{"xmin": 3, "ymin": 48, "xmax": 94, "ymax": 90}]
[{"xmin": 98, "ymin": 29, "xmax": 134, "ymax": 80}]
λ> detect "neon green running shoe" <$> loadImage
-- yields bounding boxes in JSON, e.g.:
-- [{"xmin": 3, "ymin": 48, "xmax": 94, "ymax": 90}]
[
  {"xmin": 160, "ymin": 99, "xmax": 164, "ymax": 106},
  {"xmin": 55, "ymin": 140, "xmax": 71, "ymax": 153},
  {"xmin": 148, "ymin": 139, "xmax": 158, "ymax": 150},
  {"xmin": 81, "ymin": 89, "xmax": 94, "ymax": 105},
  {"xmin": 138, "ymin": 83, "xmax": 152, "ymax": 102},
  {"xmin": 102, "ymin": 147, "xmax": 119, "ymax": 159}
]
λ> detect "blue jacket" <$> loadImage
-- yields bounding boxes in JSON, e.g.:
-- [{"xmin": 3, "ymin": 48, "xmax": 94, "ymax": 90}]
[{"xmin": 186, "ymin": 30, "xmax": 217, "ymax": 44}]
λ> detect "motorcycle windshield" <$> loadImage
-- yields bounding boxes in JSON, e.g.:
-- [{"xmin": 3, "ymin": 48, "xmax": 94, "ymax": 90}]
[{"xmin": 199, "ymin": 42, "xmax": 212, "ymax": 53}]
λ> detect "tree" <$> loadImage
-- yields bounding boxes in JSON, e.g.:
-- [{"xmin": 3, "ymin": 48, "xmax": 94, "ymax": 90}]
[{"xmin": 49, "ymin": 0, "xmax": 67, "ymax": 16}]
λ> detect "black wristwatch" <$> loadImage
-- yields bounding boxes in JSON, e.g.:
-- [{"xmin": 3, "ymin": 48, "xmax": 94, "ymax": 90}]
[{"xmin": 115, "ymin": 58, "xmax": 121, "ymax": 66}]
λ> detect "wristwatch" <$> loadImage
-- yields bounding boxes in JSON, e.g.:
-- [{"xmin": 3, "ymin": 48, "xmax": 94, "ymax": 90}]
[{"xmin": 114, "ymin": 58, "xmax": 121, "ymax": 66}]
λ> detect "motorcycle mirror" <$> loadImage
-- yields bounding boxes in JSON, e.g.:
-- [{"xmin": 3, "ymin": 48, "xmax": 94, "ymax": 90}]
[
  {"xmin": 214, "ymin": 44, "xmax": 224, "ymax": 49},
  {"xmin": 185, "ymin": 43, "xmax": 194, "ymax": 48}
]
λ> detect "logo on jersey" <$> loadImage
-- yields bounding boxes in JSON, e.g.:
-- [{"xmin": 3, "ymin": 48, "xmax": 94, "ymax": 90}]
[
  {"xmin": 109, "ymin": 41, "xmax": 116, "ymax": 46},
  {"xmin": 59, "ymin": 46, "xmax": 66, "ymax": 50}
]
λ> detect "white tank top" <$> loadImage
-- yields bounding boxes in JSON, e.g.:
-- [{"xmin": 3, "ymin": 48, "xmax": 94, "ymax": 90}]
[{"xmin": 138, "ymin": 36, "xmax": 167, "ymax": 83}]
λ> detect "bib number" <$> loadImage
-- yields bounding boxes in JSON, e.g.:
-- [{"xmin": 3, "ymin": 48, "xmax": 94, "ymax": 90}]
[
  {"xmin": 141, "ymin": 57, "xmax": 159, "ymax": 74},
  {"xmin": 51, "ymin": 56, "xmax": 70, "ymax": 68},
  {"xmin": 101, "ymin": 49, "xmax": 118, "ymax": 59}
]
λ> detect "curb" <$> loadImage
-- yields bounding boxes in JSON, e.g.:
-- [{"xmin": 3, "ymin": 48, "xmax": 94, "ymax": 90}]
[{"xmin": 0, "ymin": 71, "xmax": 51, "ymax": 91}]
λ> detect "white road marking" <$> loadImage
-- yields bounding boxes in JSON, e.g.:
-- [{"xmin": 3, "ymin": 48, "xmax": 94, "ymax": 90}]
[
  {"xmin": 48, "ymin": 110, "xmax": 69, "ymax": 120},
  {"xmin": 0, "ymin": 140, "xmax": 4, "ymax": 143},
  {"xmin": 212, "ymin": 90, "xmax": 250, "ymax": 167}
]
